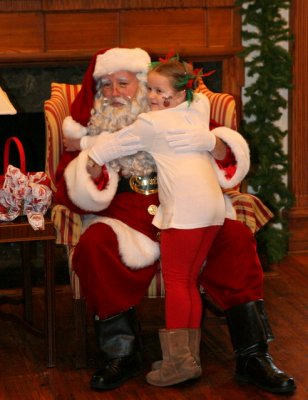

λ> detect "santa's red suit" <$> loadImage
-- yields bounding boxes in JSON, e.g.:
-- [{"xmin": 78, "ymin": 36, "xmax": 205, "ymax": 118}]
[{"xmin": 54, "ymin": 48, "xmax": 264, "ymax": 320}]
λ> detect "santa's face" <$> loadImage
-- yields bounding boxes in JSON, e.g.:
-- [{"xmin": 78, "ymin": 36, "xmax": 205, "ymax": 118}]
[
  {"xmin": 88, "ymin": 73, "xmax": 149, "ymax": 136},
  {"xmin": 100, "ymin": 71, "xmax": 139, "ymax": 108}
]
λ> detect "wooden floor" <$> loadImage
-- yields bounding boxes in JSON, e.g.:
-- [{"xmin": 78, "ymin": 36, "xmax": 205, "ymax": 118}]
[{"xmin": 0, "ymin": 253, "xmax": 307, "ymax": 400}]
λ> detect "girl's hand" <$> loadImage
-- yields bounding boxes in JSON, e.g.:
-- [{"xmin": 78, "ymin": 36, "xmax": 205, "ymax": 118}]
[{"xmin": 86, "ymin": 157, "xmax": 103, "ymax": 179}]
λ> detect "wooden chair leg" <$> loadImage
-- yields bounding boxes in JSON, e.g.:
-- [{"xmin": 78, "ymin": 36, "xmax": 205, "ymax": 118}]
[
  {"xmin": 73, "ymin": 298, "xmax": 87, "ymax": 369},
  {"xmin": 44, "ymin": 239, "xmax": 56, "ymax": 368}
]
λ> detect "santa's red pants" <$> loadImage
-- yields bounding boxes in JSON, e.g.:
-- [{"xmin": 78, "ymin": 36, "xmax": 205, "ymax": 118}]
[
  {"xmin": 160, "ymin": 226, "xmax": 221, "ymax": 329},
  {"xmin": 73, "ymin": 218, "xmax": 263, "ymax": 319}
]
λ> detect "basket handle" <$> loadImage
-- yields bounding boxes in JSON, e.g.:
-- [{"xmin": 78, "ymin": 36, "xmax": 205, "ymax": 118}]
[{"xmin": 3, "ymin": 136, "xmax": 27, "ymax": 174}]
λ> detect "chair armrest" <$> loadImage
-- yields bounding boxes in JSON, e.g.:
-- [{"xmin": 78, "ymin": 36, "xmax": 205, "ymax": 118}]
[
  {"xmin": 44, "ymin": 83, "xmax": 82, "ymax": 192},
  {"xmin": 225, "ymin": 190, "xmax": 274, "ymax": 234},
  {"xmin": 51, "ymin": 204, "xmax": 82, "ymax": 245}
]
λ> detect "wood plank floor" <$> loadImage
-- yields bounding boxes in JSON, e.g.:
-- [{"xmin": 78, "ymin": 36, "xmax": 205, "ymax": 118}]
[{"xmin": 0, "ymin": 253, "xmax": 307, "ymax": 400}]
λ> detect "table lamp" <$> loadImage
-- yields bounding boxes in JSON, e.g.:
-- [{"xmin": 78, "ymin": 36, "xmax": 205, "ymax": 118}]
[{"xmin": 0, "ymin": 86, "xmax": 17, "ymax": 115}]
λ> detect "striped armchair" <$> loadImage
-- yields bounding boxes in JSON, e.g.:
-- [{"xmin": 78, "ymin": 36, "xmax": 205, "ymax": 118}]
[{"xmin": 44, "ymin": 81, "xmax": 273, "ymax": 367}]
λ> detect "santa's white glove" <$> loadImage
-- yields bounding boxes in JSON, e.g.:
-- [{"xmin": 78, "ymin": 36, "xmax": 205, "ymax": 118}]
[
  {"xmin": 88, "ymin": 128, "xmax": 141, "ymax": 165},
  {"xmin": 166, "ymin": 125, "xmax": 216, "ymax": 153},
  {"xmin": 80, "ymin": 134, "xmax": 101, "ymax": 150}
]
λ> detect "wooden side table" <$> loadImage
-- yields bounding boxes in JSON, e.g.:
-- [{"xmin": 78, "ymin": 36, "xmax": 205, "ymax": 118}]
[{"xmin": 0, "ymin": 215, "xmax": 56, "ymax": 367}]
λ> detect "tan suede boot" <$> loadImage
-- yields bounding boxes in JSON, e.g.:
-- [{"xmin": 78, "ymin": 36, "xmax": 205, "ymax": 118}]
[
  {"xmin": 151, "ymin": 328, "xmax": 201, "ymax": 370},
  {"xmin": 146, "ymin": 329, "xmax": 202, "ymax": 387}
]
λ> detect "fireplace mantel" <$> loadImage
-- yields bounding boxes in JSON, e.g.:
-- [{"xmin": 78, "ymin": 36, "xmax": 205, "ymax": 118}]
[
  {"xmin": 0, "ymin": 0, "xmax": 244, "ymax": 170},
  {"xmin": 0, "ymin": 0, "xmax": 243, "ymax": 97}
]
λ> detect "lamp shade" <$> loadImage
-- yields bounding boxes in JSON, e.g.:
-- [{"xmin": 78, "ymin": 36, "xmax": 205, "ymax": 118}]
[{"xmin": 0, "ymin": 86, "xmax": 17, "ymax": 115}]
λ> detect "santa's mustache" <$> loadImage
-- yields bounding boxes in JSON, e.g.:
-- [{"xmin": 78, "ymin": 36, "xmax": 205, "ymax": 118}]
[{"xmin": 104, "ymin": 96, "xmax": 131, "ymax": 106}]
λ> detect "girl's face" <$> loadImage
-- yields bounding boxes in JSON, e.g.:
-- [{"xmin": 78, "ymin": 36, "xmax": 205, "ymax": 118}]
[{"xmin": 147, "ymin": 71, "xmax": 186, "ymax": 111}]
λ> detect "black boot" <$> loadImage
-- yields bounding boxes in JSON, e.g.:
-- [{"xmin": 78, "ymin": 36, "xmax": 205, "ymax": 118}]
[
  {"xmin": 225, "ymin": 300, "xmax": 296, "ymax": 394},
  {"xmin": 90, "ymin": 308, "xmax": 143, "ymax": 391}
]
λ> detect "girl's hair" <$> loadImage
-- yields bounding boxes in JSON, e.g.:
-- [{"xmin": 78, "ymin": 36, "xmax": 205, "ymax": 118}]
[{"xmin": 149, "ymin": 59, "xmax": 195, "ymax": 102}]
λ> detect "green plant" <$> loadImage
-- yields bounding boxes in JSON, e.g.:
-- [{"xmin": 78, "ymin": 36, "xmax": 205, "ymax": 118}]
[{"xmin": 236, "ymin": 0, "xmax": 293, "ymax": 265}]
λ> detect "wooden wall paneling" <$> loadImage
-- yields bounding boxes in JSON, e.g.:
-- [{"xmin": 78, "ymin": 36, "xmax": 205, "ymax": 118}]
[
  {"xmin": 41, "ymin": 0, "xmax": 123, "ymax": 11},
  {"xmin": 45, "ymin": 12, "xmax": 119, "ymax": 52},
  {"xmin": 222, "ymin": 56, "xmax": 243, "ymax": 121},
  {"xmin": 288, "ymin": 0, "xmax": 308, "ymax": 252},
  {"xmin": 206, "ymin": 0, "xmax": 235, "ymax": 6},
  {"xmin": 0, "ymin": 0, "xmax": 243, "ymax": 136},
  {"xmin": 207, "ymin": 8, "xmax": 234, "ymax": 47},
  {"xmin": 0, "ymin": 13, "xmax": 44, "ymax": 53},
  {"xmin": 0, "ymin": 1, "xmax": 242, "ymax": 66},
  {"xmin": 0, "ymin": 0, "xmax": 236, "ymax": 12},
  {"xmin": 0, "ymin": 0, "xmax": 41, "ymax": 11},
  {"xmin": 0, "ymin": 0, "xmax": 243, "ymax": 121},
  {"xmin": 119, "ymin": 9, "xmax": 206, "ymax": 51},
  {"xmin": 41, "ymin": 1, "xmax": 235, "ymax": 11}
]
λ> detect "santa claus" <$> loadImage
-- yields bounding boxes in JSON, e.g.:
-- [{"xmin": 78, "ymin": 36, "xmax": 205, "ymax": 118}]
[{"xmin": 54, "ymin": 47, "xmax": 295, "ymax": 394}]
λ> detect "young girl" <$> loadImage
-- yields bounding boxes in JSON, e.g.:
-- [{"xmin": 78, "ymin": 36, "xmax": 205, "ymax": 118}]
[{"xmin": 86, "ymin": 58, "xmax": 227, "ymax": 387}]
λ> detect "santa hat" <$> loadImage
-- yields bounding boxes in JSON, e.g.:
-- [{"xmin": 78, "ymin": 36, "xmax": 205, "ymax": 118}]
[
  {"xmin": 93, "ymin": 48, "xmax": 151, "ymax": 81},
  {"xmin": 63, "ymin": 48, "xmax": 151, "ymax": 140}
]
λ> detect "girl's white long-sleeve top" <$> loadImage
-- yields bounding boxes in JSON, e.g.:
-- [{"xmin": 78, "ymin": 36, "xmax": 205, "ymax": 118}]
[{"xmin": 89, "ymin": 93, "xmax": 226, "ymax": 230}]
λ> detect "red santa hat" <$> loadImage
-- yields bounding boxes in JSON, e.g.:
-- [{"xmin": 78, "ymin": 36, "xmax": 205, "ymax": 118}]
[{"xmin": 63, "ymin": 48, "xmax": 151, "ymax": 139}]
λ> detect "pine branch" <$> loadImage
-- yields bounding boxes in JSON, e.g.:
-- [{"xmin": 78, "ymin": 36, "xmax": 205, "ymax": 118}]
[{"xmin": 236, "ymin": 0, "xmax": 293, "ymax": 264}]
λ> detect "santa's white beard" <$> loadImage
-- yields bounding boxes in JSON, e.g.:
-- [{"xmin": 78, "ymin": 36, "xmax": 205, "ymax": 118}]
[
  {"xmin": 88, "ymin": 85, "xmax": 149, "ymax": 135},
  {"xmin": 87, "ymin": 85, "xmax": 157, "ymax": 177}
]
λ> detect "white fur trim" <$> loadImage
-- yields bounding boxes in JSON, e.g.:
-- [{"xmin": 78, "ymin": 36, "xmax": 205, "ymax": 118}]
[
  {"xmin": 64, "ymin": 149, "xmax": 119, "ymax": 211},
  {"xmin": 211, "ymin": 127, "xmax": 250, "ymax": 189},
  {"xmin": 93, "ymin": 48, "xmax": 151, "ymax": 80},
  {"xmin": 63, "ymin": 116, "xmax": 87, "ymax": 139},
  {"xmin": 82, "ymin": 216, "xmax": 160, "ymax": 269}
]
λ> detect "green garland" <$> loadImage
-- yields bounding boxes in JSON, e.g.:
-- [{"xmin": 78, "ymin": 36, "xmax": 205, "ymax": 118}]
[{"xmin": 235, "ymin": 0, "xmax": 293, "ymax": 266}]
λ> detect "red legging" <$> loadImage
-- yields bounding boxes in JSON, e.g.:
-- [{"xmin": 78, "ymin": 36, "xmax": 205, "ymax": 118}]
[{"xmin": 160, "ymin": 226, "xmax": 221, "ymax": 329}]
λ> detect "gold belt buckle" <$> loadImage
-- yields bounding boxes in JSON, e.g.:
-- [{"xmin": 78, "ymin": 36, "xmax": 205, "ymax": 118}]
[{"xmin": 129, "ymin": 174, "xmax": 158, "ymax": 195}]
